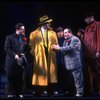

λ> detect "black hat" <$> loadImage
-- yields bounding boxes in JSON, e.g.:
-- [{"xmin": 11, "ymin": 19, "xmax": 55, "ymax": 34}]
[
  {"xmin": 56, "ymin": 27, "xmax": 63, "ymax": 32},
  {"xmin": 84, "ymin": 12, "xmax": 95, "ymax": 18}
]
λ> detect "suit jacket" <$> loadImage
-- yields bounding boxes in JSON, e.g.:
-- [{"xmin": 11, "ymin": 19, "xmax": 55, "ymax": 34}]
[
  {"xmin": 60, "ymin": 35, "xmax": 82, "ymax": 70},
  {"xmin": 4, "ymin": 33, "xmax": 27, "ymax": 69}
]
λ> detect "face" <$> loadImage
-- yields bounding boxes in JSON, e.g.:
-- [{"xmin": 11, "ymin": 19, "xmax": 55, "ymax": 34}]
[
  {"xmin": 57, "ymin": 31, "xmax": 64, "ymax": 38},
  {"xmin": 64, "ymin": 29, "xmax": 72, "ymax": 39},
  {"xmin": 44, "ymin": 22, "xmax": 51, "ymax": 29},
  {"xmin": 19, "ymin": 26, "xmax": 25, "ymax": 35},
  {"xmin": 85, "ymin": 16, "xmax": 94, "ymax": 24},
  {"xmin": 77, "ymin": 32, "xmax": 81, "ymax": 37}
]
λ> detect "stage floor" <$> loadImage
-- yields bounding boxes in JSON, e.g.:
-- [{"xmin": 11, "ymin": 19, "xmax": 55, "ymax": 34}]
[{"xmin": 1, "ymin": 74, "xmax": 100, "ymax": 99}]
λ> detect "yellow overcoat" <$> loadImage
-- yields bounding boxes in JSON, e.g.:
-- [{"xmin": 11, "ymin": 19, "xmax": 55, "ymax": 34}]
[{"xmin": 29, "ymin": 28, "xmax": 58, "ymax": 86}]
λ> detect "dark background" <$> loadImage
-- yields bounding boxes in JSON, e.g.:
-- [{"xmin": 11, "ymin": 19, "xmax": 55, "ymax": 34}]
[{"xmin": 0, "ymin": 0, "xmax": 100, "ymax": 73}]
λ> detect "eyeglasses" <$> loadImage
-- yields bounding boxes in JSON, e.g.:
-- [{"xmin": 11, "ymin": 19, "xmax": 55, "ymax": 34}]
[
  {"xmin": 64, "ymin": 32, "xmax": 69, "ymax": 33},
  {"xmin": 20, "ymin": 28, "xmax": 25, "ymax": 30}
]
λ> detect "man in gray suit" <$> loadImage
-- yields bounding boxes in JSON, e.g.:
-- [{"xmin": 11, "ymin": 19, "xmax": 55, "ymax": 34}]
[{"xmin": 52, "ymin": 28, "xmax": 84, "ymax": 97}]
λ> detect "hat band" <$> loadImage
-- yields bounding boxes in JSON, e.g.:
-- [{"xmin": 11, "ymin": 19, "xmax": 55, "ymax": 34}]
[{"xmin": 40, "ymin": 19, "xmax": 52, "ymax": 23}]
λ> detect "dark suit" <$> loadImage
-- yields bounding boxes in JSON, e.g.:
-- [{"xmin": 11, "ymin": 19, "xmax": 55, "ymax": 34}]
[{"xmin": 4, "ymin": 33, "xmax": 27, "ymax": 95}]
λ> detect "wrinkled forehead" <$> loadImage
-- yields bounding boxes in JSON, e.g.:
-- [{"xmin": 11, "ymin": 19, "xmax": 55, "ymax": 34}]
[
  {"xmin": 85, "ymin": 16, "xmax": 91, "ymax": 19},
  {"xmin": 64, "ymin": 29, "xmax": 69, "ymax": 33},
  {"xmin": 85, "ymin": 15, "xmax": 94, "ymax": 20}
]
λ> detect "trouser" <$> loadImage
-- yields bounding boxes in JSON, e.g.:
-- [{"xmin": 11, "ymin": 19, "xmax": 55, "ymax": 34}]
[
  {"xmin": 57, "ymin": 63, "xmax": 66, "ymax": 92},
  {"xmin": 62, "ymin": 68, "xmax": 74, "ymax": 93},
  {"xmin": 66, "ymin": 70, "xmax": 76, "ymax": 95},
  {"xmin": 6, "ymin": 64, "xmax": 24, "ymax": 96},
  {"xmin": 70, "ymin": 68, "xmax": 84, "ymax": 95},
  {"xmin": 84, "ymin": 59, "xmax": 100, "ymax": 95}
]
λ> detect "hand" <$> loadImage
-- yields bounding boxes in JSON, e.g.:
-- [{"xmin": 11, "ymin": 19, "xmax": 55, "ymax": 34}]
[
  {"xmin": 22, "ymin": 32, "xmax": 25, "ymax": 36},
  {"xmin": 96, "ymin": 52, "xmax": 100, "ymax": 58},
  {"xmin": 20, "ymin": 53, "xmax": 24, "ymax": 56},
  {"xmin": 15, "ymin": 54, "xmax": 19, "ymax": 60},
  {"xmin": 51, "ymin": 44, "xmax": 60, "ymax": 51}
]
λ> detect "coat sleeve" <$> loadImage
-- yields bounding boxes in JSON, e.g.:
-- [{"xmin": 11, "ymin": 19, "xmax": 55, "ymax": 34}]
[
  {"xmin": 96, "ymin": 22, "xmax": 100, "ymax": 52},
  {"xmin": 60, "ymin": 38, "xmax": 81, "ymax": 52},
  {"xmin": 29, "ymin": 32, "xmax": 35, "ymax": 56},
  {"xmin": 4, "ymin": 36, "xmax": 16, "ymax": 58},
  {"xmin": 54, "ymin": 31, "xmax": 58, "ymax": 45}
]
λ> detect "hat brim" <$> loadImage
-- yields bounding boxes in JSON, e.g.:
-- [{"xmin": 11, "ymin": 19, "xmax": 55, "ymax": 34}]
[
  {"xmin": 39, "ymin": 19, "xmax": 53, "ymax": 25},
  {"xmin": 84, "ymin": 12, "xmax": 95, "ymax": 18}
]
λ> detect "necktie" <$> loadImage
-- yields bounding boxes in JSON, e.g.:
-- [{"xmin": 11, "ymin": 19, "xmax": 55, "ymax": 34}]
[
  {"xmin": 18, "ymin": 35, "xmax": 22, "ymax": 47},
  {"xmin": 44, "ymin": 30, "xmax": 48, "ymax": 47}
]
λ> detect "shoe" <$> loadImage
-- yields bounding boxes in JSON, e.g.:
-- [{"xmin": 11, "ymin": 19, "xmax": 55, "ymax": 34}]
[
  {"xmin": 54, "ymin": 91, "xmax": 58, "ymax": 94},
  {"xmin": 76, "ymin": 93, "xmax": 83, "ymax": 97},
  {"xmin": 40, "ymin": 91, "xmax": 48, "ymax": 96},
  {"xmin": 43, "ymin": 91, "xmax": 47, "ymax": 94},
  {"xmin": 7, "ymin": 94, "xmax": 14, "ymax": 98},
  {"xmin": 33, "ymin": 91, "xmax": 36, "ymax": 95},
  {"xmin": 53, "ymin": 91, "xmax": 59, "ymax": 96},
  {"xmin": 19, "ymin": 94, "xmax": 24, "ymax": 98},
  {"xmin": 65, "ymin": 91, "xmax": 69, "ymax": 94}
]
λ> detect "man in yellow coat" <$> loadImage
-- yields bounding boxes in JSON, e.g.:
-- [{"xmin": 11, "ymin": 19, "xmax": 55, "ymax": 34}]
[{"xmin": 29, "ymin": 15, "xmax": 58, "ymax": 96}]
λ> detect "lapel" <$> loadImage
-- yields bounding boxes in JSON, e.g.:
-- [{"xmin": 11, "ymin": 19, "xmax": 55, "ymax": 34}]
[
  {"xmin": 13, "ymin": 33, "xmax": 20, "ymax": 48},
  {"xmin": 37, "ymin": 28, "xmax": 44, "ymax": 46},
  {"xmin": 63, "ymin": 40, "xmax": 66, "ymax": 46}
]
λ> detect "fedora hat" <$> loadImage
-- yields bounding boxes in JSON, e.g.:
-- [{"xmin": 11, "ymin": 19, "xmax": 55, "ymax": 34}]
[
  {"xmin": 84, "ymin": 12, "xmax": 95, "ymax": 18},
  {"xmin": 39, "ymin": 15, "xmax": 53, "ymax": 25}
]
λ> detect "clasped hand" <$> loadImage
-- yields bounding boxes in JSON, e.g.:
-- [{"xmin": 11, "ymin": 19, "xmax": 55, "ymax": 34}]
[{"xmin": 51, "ymin": 44, "xmax": 60, "ymax": 51}]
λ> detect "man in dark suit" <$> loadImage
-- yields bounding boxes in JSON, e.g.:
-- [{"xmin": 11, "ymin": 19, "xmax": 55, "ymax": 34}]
[{"xmin": 4, "ymin": 23, "xmax": 28, "ymax": 98}]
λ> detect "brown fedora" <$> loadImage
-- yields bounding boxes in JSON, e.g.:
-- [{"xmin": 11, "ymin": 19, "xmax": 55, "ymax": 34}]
[{"xmin": 39, "ymin": 15, "xmax": 53, "ymax": 25}]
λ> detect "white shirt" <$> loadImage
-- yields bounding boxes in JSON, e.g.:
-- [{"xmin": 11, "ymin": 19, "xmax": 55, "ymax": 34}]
[{"xmin": 41, "ymin": 27, "xmax": 47, "ymax": 37}]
